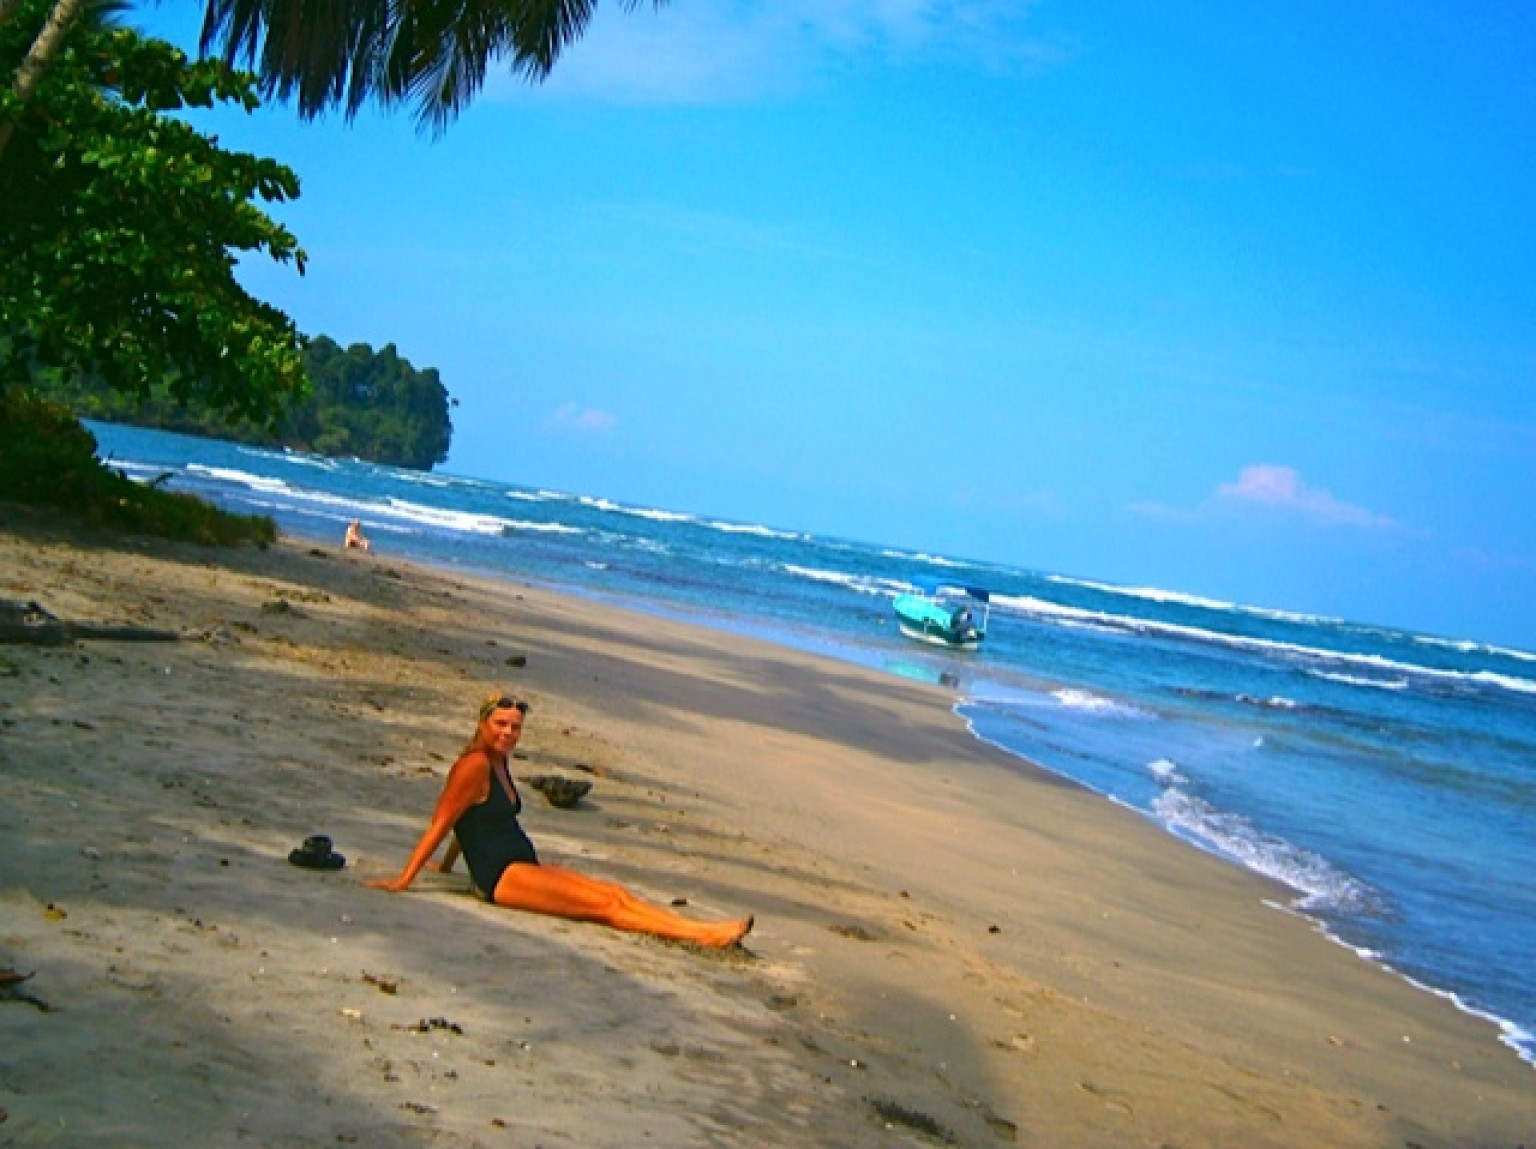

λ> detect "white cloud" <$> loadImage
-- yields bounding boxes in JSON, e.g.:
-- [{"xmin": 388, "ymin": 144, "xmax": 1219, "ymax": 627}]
[
  {"xmin": 1130, "ymin": 465, "xmax": 1399, "ymax": 530},
  {"xmin": 548, "ymin": 403, "xmax": 617, "ymax": 432},
  {"xmin": 490, "ymin": 0, "xmax": 1063, "ymax": 106},
  {"xmin": 1213, "ymin": 465, "xmax": 1397, "ymax": 529}
]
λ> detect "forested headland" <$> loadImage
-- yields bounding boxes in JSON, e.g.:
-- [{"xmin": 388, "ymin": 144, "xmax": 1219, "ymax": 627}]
[{"xmin": 38, "ymin": 335, "xmax": 455, "ymax": 471}]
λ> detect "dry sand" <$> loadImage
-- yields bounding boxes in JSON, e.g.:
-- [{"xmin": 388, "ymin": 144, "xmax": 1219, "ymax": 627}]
[{"xmin": 1, "ymin": 508, "xmax": 1531, "ymax": 1148}]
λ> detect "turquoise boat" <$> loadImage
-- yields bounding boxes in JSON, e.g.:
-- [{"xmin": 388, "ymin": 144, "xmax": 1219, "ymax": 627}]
[{"xmin": 892, "ymin": 577, "xmax": 990, "ymax": 650}]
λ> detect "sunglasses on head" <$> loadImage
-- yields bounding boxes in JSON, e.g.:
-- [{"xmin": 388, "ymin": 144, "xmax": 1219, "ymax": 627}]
[{"xmin": 481, "ymin": 695, "xmax": 530, "ymax": 719}]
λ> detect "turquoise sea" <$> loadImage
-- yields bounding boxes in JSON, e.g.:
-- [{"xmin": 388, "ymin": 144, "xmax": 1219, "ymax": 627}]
[{"xmin": 92, "ymin": 422, "xmax": 1536, "ymax": 1068}]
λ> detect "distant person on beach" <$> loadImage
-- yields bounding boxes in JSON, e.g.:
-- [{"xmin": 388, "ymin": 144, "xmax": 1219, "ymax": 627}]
[
  {"xmin": 367, "ymin": 691, "xmax": 753, "ymax": 948},
  {"xmin": 343, "ymin": 520, "xmax": 371, "ymax": 552}
]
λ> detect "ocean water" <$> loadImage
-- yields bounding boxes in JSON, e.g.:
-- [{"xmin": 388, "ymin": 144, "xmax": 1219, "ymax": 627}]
[{"xmin": 90, "ymin": 422, "xmax": 1536, "ymax": 1067}]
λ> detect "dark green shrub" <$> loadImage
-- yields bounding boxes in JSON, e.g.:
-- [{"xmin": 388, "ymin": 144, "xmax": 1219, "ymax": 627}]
[{"xmin": 0, "ymin": 388, "xmax": 276, "ymax": 547}]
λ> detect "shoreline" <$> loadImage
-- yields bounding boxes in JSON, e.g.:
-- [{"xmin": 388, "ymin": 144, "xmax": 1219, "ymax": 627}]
[
  {"xmin": 303, "ymin": 515, "xmax": 1536, "ymax": 1076},
  {"xmin": 2, "ymin": 510, "xmax": 1533, "ymax": 1146},
  {"xmin": 961, "ymin": 706, "xmax": 1536, "ymax": 1076}
]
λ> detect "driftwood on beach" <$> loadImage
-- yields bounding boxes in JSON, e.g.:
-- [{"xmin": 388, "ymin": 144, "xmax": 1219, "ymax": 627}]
[{"xmin": 0, "ymin": 599, "xmax": 179, "ymax": 645}]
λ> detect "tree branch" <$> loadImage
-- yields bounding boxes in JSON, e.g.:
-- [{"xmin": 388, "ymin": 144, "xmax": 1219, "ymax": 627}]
[{"xmin": 0, "ymin": 0, "xmax": 87, "ymax": 160}]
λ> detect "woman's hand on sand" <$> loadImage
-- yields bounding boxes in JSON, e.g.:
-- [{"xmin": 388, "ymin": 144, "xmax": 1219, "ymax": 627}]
[{"xmin": 364, "ymin": 876, "xmax": 411, "ymax": 893}]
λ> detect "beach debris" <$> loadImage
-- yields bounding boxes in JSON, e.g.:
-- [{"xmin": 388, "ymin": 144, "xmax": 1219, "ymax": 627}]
[
  {"xmin": 830, "ymin": 924, "xmax": 878, "ymax": 942},
  {"xmin": 522, "ymin": 774, "xmax": 592, "ymax": 809},
  {"xmin": 866, "ymin": 1098, "xmax": 956, "ymax": 1145},
  {"xmin": 992, "ymin": 1033, "xmax": 1036, "ymax": 1055},
  {"xmin": 764, "ymin": 993, "xmax": 798, "ymax": 1012},
  {"xmin": 362, "ymin": 971, "xmax": 399, "ymax": 994},
  {"xmin": 42, "ymin": 903, "xmax": 66, "ymax": 921},
  {"xmin": 0, "ymin": 599, "xmax": 178, "ymax": 645},
  {"xmin": 396, "ymin": 1016, "xmax": 463, "ymax": 1035},
  {"xmin": 340, "ymin": 1008, "xmax": 363, "ymax": 1021},
  {"xmin": 988, "ymin": 924, "xmax": 1002, "ymax": 934},
  {"xmin": 670, "ymin": 896, "xmax": 688, "ymax": 907},
  {"xmin": 505, "ymin": 654, "xmax": 527, "ymax": 668},
  {"xmin": 0, "ymin": 969, "xmax": 51, "ymax": 1012},
  {"xmin": 259, "ymin": 598, "xmax": 301, "ymax": 617},
  {"xmin": 399, "ymin": 1102, "xmax": 438, "ymax": 1115}
]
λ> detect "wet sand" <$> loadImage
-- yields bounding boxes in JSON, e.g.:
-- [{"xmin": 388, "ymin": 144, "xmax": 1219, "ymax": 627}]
[{"xmin": 1, "ymin": 509, "xmax": 1531, "ymax": 1147}]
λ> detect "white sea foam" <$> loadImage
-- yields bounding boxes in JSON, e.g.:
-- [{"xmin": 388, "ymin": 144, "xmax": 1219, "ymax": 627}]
[
  {"xmin": 1412, "ymin": 632, "xmax": 1536, "ymax": 664},
  {"xmin": 882, "ymin": 548, "xmax": 967, "ymax": 568},
  {"xmin": 631, "ymin": 507, "xmax": 697, "ymax": 524},
  {"xmin": 1147, "ymin": 758, "xmax": 1185, "ymax": 786},
  {"xmin": 780, "ymin": 564, "xmax": 902, "ymax": 597},
  {"xmin": 1308, "ymin": 670, "xmax": 1410, "ymax": 691},
  {"xmin": 1153, "ymin": 789, "xmax": 1375, "ymax": 915},
  {"xmin": 707, "ymin": 520, "xmax": 802, "ymax": 539},
  {"xmin": 1471, "ymin": 670, "xmax": 1536, "ymax": 695},
  {"xmin": 993, "ymin": 592, "xmax": 1536, "ymax": 698},
  {"xmin": 185, "ymin": 464, "xmax": 295, "ymax": 496},
  {"xmin": 1051, "ymin": 689, "xmax": 1152, "ymax": 719},
  {"xmin": 577, "ymin": 495, "xmax": 697, "ymax": 525},
  {"xmin": 379, "ymin": 498, "xmax": 521, "ymax": 535},
  {"xmin": 236, "ymin": 445, "xmax": 339, "ymax": 471},
  {"xmin": 1043, "ymin": 574, "xmax": 1338, "ymax": 625},
  {"xmin": 1235, "ymin": 694, "xmax": 1301, "ymax": 710}
]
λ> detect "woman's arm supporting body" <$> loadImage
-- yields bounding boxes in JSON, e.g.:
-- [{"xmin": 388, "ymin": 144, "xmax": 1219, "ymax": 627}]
[{"xmin": 366, "ymin": 750, "xmax": 489, "ymax": 892}]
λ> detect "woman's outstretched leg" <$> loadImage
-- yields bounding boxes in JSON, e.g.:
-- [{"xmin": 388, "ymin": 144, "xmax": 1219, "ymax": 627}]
[{"xmin": 493, "ymin": 863, "xmax": 752, "ymax": 947}]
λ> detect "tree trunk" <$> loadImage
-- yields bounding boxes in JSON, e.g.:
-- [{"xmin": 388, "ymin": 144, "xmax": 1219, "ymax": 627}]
[{"xmin": 0, "ymin": 0, "xmax": 87, "ymax": 161}]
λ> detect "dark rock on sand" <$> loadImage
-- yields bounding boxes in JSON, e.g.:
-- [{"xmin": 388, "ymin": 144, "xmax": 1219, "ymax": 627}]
[{"xmin": 523, "ymin": 774, "xmax": 593, "ymax": 808}]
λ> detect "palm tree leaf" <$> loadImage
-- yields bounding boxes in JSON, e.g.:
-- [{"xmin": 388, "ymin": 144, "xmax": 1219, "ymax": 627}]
[{"xmin": 200, "ymin": 0, "xmax": 663, "ymax": 128}]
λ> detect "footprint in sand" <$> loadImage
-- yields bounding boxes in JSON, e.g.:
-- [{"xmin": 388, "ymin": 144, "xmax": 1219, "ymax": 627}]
[{"xmin": 1077, "ymin": 1080, "xmax": 1133, "ymax": 1116}]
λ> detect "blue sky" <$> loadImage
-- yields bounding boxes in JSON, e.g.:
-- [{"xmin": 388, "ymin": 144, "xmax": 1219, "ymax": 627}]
[{"xmin": 148, "ymin": 3, "xmax": 1536, "ymax": 647}]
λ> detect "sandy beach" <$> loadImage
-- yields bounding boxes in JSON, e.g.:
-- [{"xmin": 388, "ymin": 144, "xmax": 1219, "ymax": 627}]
[{"xmin": 1, "ymin": 508, "xmax": 1531, "ymax": 1148}]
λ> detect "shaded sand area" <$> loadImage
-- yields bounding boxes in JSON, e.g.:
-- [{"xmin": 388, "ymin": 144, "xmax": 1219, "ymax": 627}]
[{"xmin": 1, "ymin": 509, "xmax": 1531, "ymax": 1148}]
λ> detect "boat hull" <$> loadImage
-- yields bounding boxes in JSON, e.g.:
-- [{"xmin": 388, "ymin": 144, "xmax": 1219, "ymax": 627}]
[
  {"xmin": 896, "ymin": 619, "xmax": 983, "ymax": 650},
  {"xmin": 893, "ymin": 594, "xmax": 984, "ymax": 650}
]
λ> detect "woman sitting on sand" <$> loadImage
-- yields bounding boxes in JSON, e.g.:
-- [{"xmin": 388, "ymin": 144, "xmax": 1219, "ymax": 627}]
[
  {"xmin": 367, "ymin": 691, "xmax": 753, "ymax": 948},
  {"xmin": 343, "ymin": 520, "xmax": 371, "ymax": 552}
]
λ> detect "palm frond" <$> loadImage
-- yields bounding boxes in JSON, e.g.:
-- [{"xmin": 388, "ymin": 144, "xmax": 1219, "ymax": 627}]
[{"xmin": 199, "ymin": 0, "xmax": 664, "ymax": 129}]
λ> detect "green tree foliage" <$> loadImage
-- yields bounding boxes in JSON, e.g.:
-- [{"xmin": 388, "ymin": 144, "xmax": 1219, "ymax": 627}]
[
  {"xmin": 292, "ymin": 335, "xmax": 453, "ymax": 469},
  {"xmin": 0, "ymin": 0, "xmax": 308, "ymax": 428},
  {"xmin": 44, "ymin": 335, "xmax": 456, "ymax": 470}
]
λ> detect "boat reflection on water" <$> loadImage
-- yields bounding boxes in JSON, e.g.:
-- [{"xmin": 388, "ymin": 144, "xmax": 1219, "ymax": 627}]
[{"xmin": 882, "ymin": 659, "xmax": 962, "ymax": 690}]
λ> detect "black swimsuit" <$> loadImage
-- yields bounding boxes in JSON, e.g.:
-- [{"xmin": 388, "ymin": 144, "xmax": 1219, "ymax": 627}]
[{"xmin": 454, "ymin": 760, "xmax": 538, "ymax": 896}]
